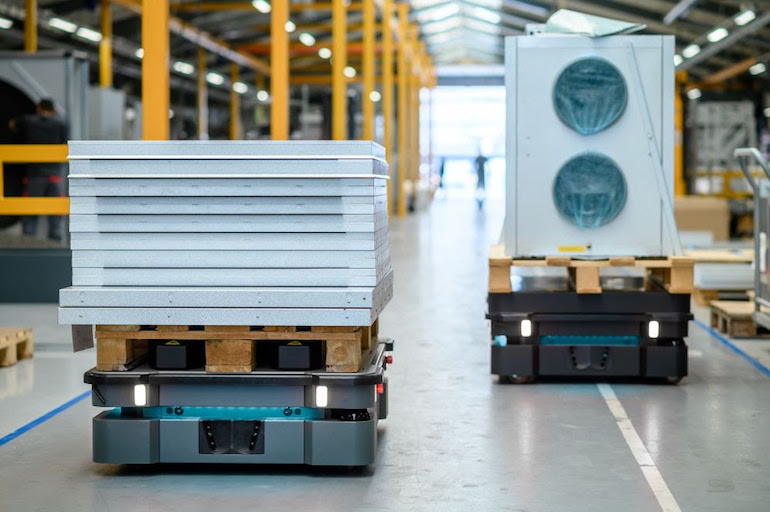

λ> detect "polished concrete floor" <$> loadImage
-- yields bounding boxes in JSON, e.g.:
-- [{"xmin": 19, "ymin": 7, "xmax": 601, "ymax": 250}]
[{"xmin": 1, "ymin": 195, "xmax": 770, "ymax": 511}]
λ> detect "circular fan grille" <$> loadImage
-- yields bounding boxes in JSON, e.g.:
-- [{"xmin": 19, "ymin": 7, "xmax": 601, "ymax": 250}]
[
  {"xmin": 552, "ymin": 152, "xmax": 627, "ymax": 229},
  {"xmin": 553, "ymin": 57, "xmax": 628, "ymax": 135}
]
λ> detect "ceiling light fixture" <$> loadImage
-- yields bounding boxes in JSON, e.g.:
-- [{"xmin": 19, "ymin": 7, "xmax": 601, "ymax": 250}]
[
  {"xmin": 252, "ymin": 0, "xmax": 271, "ymax": 14},
  {"xmin": 299, "ymin": 32, "xmax": 316, "ymax": 46},
  {"xmin": 206, "ymin": 72, "xmax": 225, "ymax": 85},
  {"xmin": 48, "ymin": 17, "xmax": 78, "ymax": 33},
  {"xmin": 735, "ymin": 9, "xmax": 756, "ymax": 26},
  {"xmin": 76, "ymin": 27, "xmax": 102, "ymax": 42},
  {"xmin": 707, "ymin": 27, "xmax": 728, "ymax": 43},
  {"xmin": 173, "ymin": 61, "xmax": 194, "ymax": 75},
  {"xmin": 750, "ymin": 62, "xmax": 767, "ymax": 75},
  {"xmin": 233, "ymin": 81, "xmax": 249, "ymax": 94},
  {"xmin": 682, "ymin": 44, "xmax": 701, "ymax": 59}
]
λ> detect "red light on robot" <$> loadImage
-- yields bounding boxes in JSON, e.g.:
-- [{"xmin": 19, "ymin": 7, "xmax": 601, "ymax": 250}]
[
  {"xmin": 385, "ymin": 355, "xmax": 393, "ymax": 364},
  {"xmin": 376, "ymin": 384, "xmax": 384, "ymax": 394}
]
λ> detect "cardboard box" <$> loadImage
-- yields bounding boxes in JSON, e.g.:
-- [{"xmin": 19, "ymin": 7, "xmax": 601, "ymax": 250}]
[{"xmin": 675, "ymin": 196, "xmax": 730, "ymax": 241}]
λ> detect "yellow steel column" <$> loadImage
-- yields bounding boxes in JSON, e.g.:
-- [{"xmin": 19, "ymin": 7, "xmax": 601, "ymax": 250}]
[
  {"xmin": 256, "ymin": 73, "xmax": 266, "ymax": 127},
  {"xmin": 332, "ymin": 0, "xmax": 348, "ymax": 140},
  {"xmin": 141, "ymin": 0, "xmax": 169, "ymax": 140},
  {"xmin": 230, "ymin": 63, "xmax": 241, "ymax": 140},
  {"xmin": 271, "ymin": 0, "xmax": 289, "ymax": 140},
  {"xmin": 382, "ymin": 0, "xmax": 395, "ymax": 217},
  {"xmin": 362, "ymin": 0, "xmax": 375, "ymax": 140},
  {"xmin": 675, "ymin": 71, "xmax": 687, "ymax": 196},
  {"xmin": 413, "ymin": 69, "xmax": 420, "ymax": 190},
  {"xmin": 198, "ymin": 48, "xmax": 209, "ymax": 140},
  {"xmin": 25, "ymin": 0, "xmax": 37, "ymax": 53},
  {"xmin": 427, "ymin": 61, "xmax": 434, "ymax": 190},
  {"xmin": 396, "ymin": 2, "xmax": 409, "ymax": 217},
  {"xmin": 99, "ymin": 0, "xmax": 112, "ymax": 87},
  {"xmin": 409, "ymin": 30, "xmax": 420, "ymax": 188}
]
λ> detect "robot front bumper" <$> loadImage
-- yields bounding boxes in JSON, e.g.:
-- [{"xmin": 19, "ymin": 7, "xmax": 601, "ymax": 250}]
[
  {"xmin": 86, "ymin": 340, "xmax": 392, "ymax": 466},
  {"xmin": 488, "ymin": 283, "xmax": 692, "ymax": 381}
]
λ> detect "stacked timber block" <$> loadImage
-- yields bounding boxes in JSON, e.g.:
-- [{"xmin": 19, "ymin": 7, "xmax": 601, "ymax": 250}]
[
  {"xmin": 0, "ymin": 328, "xmax": 34, "ymax": 367},
  {"xmin": 59, "ymin": 141, "xmax": 393, "ymax": 373},
  {"xmin": 489, "ymin": 245, "xmax": 694, "ymax": 294}
]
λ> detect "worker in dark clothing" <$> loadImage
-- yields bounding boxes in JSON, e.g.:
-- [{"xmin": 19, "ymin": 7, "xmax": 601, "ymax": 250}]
[
  {"xmin": 475, "ymin": 152, "xmax": 488, "ymax": 208},
  {"xmin": 10, "ymin": 99, "xmax": 67, "ymax": 241}
]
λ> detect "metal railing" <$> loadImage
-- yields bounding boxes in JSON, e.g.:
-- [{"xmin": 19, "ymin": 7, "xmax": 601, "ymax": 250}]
[{"xmin": 0, "ymin": 144, "xmax": 69, "ymax": 216}]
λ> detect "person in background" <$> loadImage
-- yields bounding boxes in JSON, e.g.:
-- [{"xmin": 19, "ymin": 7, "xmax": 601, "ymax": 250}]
[
  {"xmin": 474, "ymin": 151, "xmax": 488, "ymax": 208},
  {"xmin": 9, "ymin": 99, "xmax": 67, "ymax": 242}
]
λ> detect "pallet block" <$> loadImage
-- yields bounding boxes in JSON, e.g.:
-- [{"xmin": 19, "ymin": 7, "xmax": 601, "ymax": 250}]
[
  {"xmin": 0, "ymin": 328, "xmax": 34, "ymax": 367},
  {"xmin": 95, "ymin": 325, "xmax": 147, "ymax": 371},
  {"xmin": 203, "ymin": 325, "xmax": 255, "ymax": 372}
]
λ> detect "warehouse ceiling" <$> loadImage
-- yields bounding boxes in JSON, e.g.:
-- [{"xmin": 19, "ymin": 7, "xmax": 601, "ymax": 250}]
[{"xmin": 0, "ymin": 0, "xmax": 770, "ymax": 84}]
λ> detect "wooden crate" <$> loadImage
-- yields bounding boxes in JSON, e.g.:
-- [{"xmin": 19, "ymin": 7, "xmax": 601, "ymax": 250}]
[
  {"xmin": 0, "ymin": 327, "xmax": 34, "ymax": 367},
  {"xmin": 94, "ymin": 323, "xmax": 377, "ymax": 373},
  {"xmin": 489, "ymin": 245, "xmax": 694, "ymax": 294},
  {"xmin": 710, "ymin": 301, "xmax": 765, "ymax": 338}
]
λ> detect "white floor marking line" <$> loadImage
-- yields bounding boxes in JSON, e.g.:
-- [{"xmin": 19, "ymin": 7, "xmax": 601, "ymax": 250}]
[{"xmin": 597, "ymin": 383, "xmax": 682, "ymax": 512}]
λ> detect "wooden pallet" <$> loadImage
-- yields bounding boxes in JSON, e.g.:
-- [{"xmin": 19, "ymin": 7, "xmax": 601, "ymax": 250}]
[
  {"xmin": 0, "ymin": 327, "xmax": 34, "ymax": 367},
  {"xmin": 710, "ymin": 301, "xmax": 766, "ymax": 338},
  {"xmin": 95, "ymin": 320, "xmax": 379, "ymax": 373},
  {"xmin": 489, "ymin": 245, "xmax": 694, "ymax": 294},
  {"xmin": 692, "ymin": 288, "xmax": 752, "ymax": 307}
]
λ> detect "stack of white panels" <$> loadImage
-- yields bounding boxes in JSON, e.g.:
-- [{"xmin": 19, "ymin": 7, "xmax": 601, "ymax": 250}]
[{"xmin": 59, "ymin": 141, "xmax": 392, "ymax": 326}]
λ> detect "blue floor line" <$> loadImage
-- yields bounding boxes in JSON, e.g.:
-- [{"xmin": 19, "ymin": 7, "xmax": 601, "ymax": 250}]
[
  {"xmin": 0, "ymin": 390, "xmax": 91, "ymax": 448},
  {"xmin": 693, "ymin": 318, "xmax": 770, "ymax": 378}
]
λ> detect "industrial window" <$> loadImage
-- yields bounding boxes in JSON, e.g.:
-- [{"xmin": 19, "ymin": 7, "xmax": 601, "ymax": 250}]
[
  {"xmin": 552, "ymin": 152, "xmax": 627, "ymax": 228},
  {"xmin": 553, "ymin": 57, "xmax": 628, "ymax": 135}
]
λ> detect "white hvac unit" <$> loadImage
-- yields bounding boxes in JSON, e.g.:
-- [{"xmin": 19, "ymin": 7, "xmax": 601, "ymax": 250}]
[{"xmin": 503, "ymin": 34, "xmax": 678, "ymax": 257}]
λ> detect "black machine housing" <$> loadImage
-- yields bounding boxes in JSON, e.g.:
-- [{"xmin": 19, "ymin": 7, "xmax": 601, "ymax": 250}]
[{"xmin": 488, "ymin": 276, "xmax": 692, "ymax": 382}]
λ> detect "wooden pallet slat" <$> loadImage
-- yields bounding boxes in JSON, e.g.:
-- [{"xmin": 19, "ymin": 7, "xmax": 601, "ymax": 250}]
[
  {"xmin": 94, "ymin": 323, "xmax": 377, "ymax": 373},
  {"xmin": 0, "ymin": 327, "xmax": 34, "ymax": 368},
  {"xmin": 488, "ymin": 245, "xmax": 694, "ymax": 295}
]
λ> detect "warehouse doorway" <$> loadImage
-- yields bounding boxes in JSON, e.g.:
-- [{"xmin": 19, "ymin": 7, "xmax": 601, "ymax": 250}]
[{"xmin": 427, "ymin": 85, "xmax": 506, "ymax": 203}]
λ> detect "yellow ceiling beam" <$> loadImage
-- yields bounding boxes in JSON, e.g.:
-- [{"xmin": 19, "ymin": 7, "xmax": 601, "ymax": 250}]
[
  {"xmin": 702, "ymin": 57, "xmax": 758, "ymax": 84},
  {"xmin": 171, "ymin": 1, "xmax": 363, "ymax": 11},
  {"xmin": 113, "ymin": 0, "xmax": 270, "ymax": 74}
]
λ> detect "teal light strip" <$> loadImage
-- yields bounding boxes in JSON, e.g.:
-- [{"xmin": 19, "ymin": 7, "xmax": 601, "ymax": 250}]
[
  {"xmin": 540, "ymin": 335, "xmax": 640, "ymax": 346},
  {"xmin": 110, "ymin": 406, "xmax": 324, "ymax": 420}
]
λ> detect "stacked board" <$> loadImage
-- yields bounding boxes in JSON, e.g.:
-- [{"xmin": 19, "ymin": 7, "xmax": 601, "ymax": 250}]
[{"xmin": 58, "ymin": 141, "xmax": 392, "ymax": 327}]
